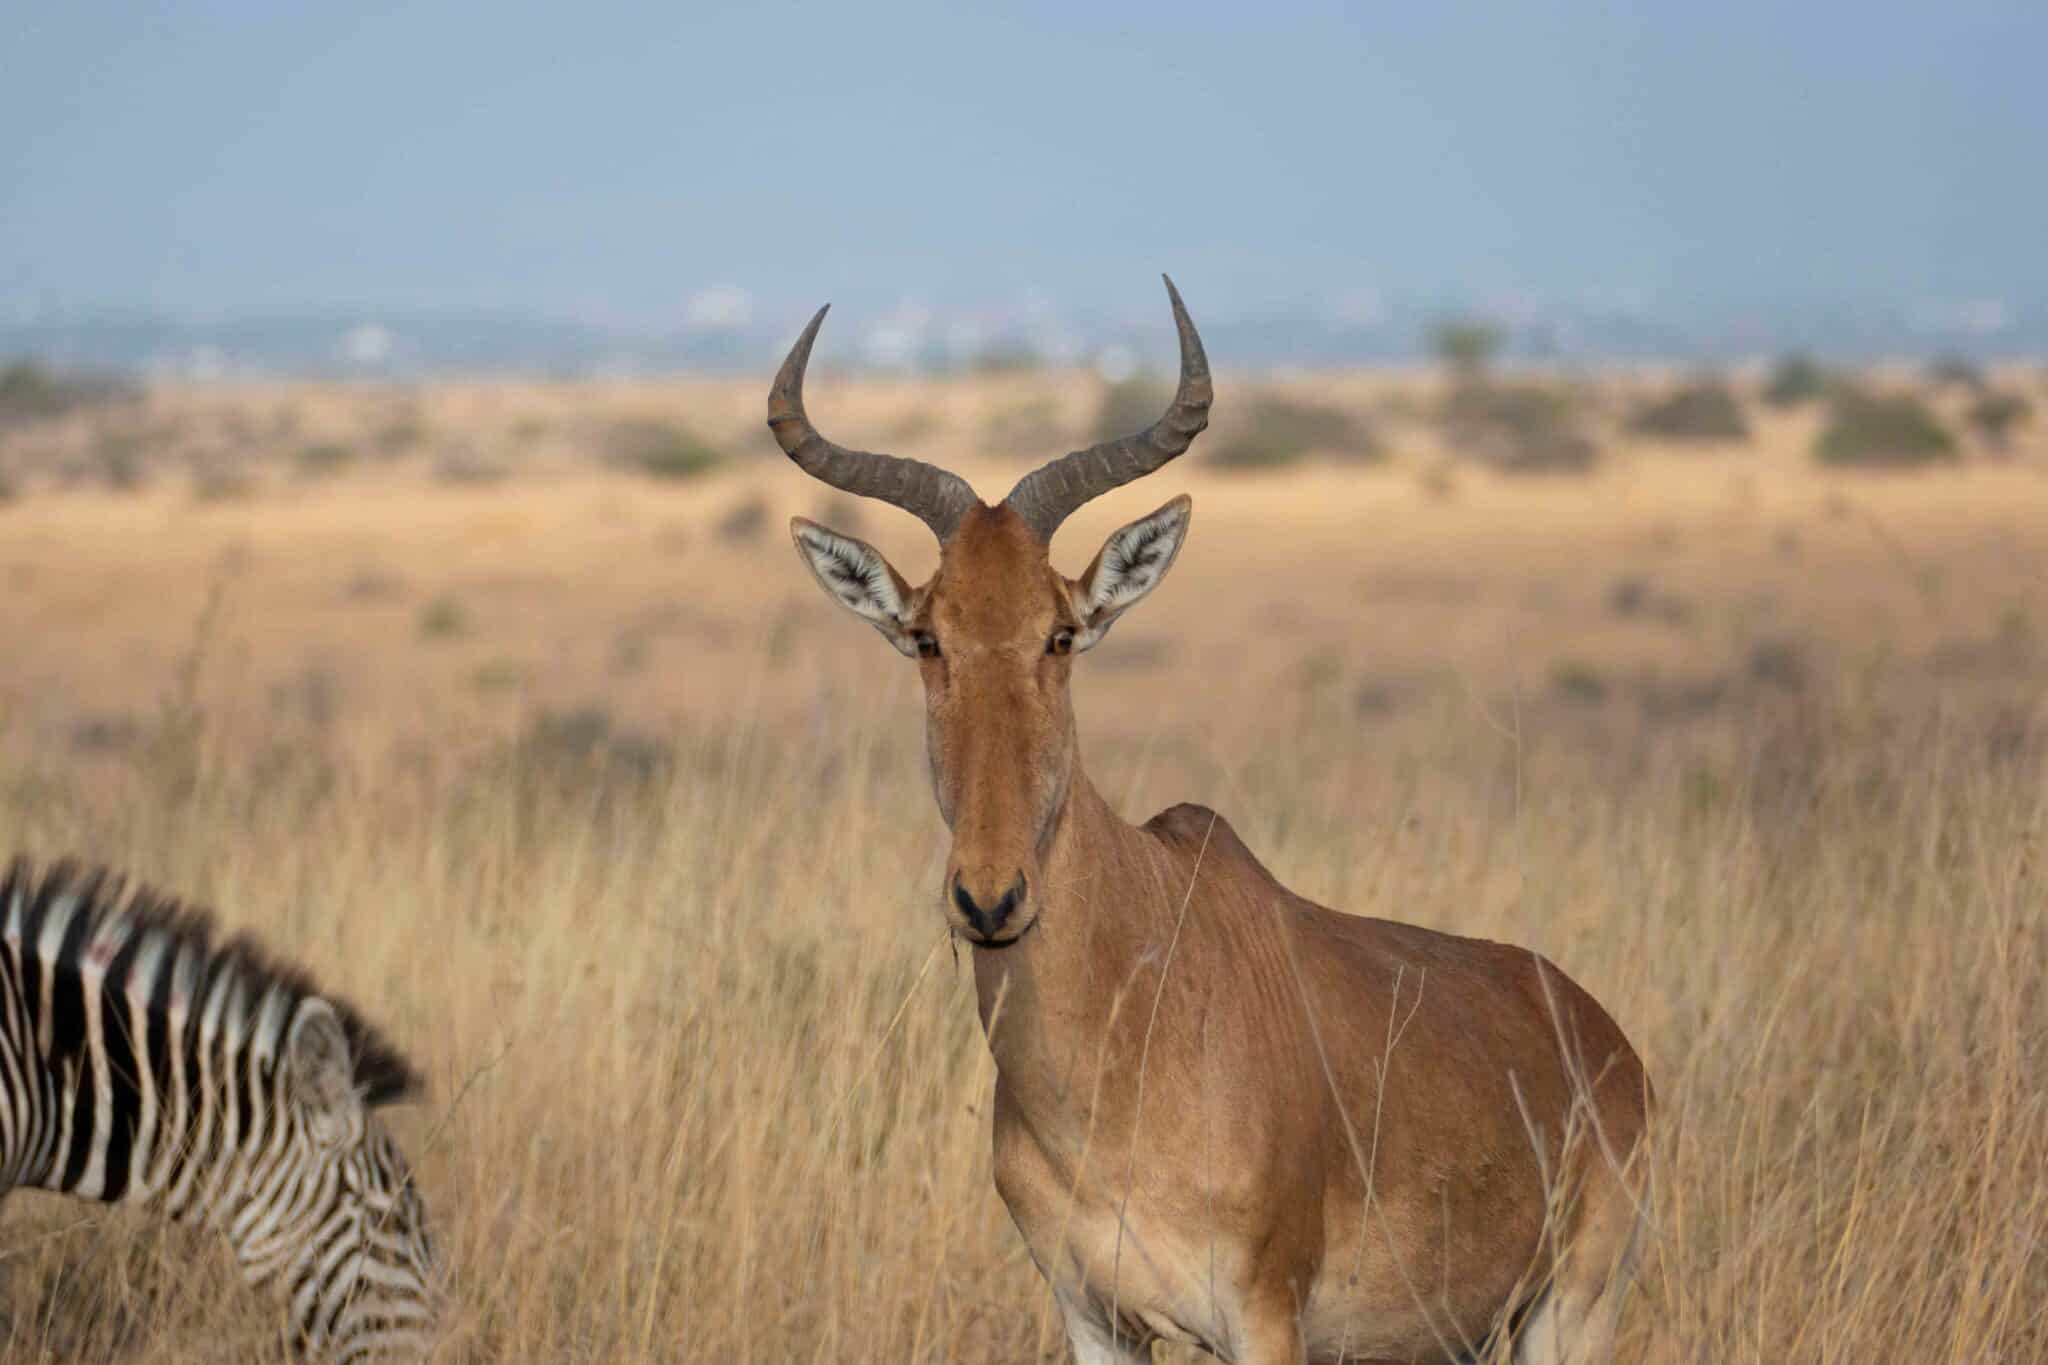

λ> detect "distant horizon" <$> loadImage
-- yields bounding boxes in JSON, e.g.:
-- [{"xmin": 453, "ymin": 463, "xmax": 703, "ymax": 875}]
[
  {"xmin": 5, "ymin": 287, "xmax": 2043, "ymax": 382},
  {"xmin": 9, "ymin": 2, "xmax": 2047, "ymax": 360}
]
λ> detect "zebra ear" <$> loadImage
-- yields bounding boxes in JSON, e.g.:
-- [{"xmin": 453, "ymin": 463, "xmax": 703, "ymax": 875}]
[{"xmin": 289, "ymin": 999, "xmax": 365, "ymax": 1149}]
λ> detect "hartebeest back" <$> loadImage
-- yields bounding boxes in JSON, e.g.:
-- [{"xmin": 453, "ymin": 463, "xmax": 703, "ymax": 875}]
[{"xmin": 776, "ymin": 278, "xmax": 1652, "ymax": 1365}]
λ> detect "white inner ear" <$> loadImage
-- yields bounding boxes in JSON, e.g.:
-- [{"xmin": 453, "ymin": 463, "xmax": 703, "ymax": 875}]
[
  {"xmin": 288, "ymin": 999, "xmax": 365, "ymax": 1150},
  {"xmin": 793, "ymin": 522, "xmax": 915, "ymax": 654},
  {"xmin": 1077, "ymin": 497, "xmax": 1190, "ymax": 649}
]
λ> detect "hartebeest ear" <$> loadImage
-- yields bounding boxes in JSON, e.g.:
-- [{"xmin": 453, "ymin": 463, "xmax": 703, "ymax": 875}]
[
  {"xmin": 790, "ymin": 517, "xmax": 920, "ymax": 656},
  {"xmin": 1072, "ymin": 494, "xmax": 1191, "ymax": 652},
  {"xmin": 288, "ymin": 998, "xmax": 366, "ymax": 1150}
]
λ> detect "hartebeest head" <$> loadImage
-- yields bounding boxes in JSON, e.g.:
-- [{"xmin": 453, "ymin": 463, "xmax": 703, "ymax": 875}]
[{"xmin": 776, "ymin": 277, "xmax": 1211, "ymax": 947}]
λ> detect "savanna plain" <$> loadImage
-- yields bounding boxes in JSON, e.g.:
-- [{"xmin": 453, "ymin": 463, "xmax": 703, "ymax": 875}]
[{"xmin": 0, "ymin": 360, "xmax": 2041, "ymax": 1361}]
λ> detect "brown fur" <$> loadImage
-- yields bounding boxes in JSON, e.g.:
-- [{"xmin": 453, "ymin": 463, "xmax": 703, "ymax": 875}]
[{"xmin": 803, "ymin": 503, "xmax": 1652, "ymax": 1364}]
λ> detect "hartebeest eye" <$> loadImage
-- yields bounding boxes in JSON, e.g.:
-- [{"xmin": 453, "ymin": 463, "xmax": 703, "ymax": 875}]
[
  {"xmin": 1048, "ymin": 628, "xmax": 1075, "ymax": 656},
  {"xmin": 914, "ymin": 632, "xmax": 941, "ymax": 659}
]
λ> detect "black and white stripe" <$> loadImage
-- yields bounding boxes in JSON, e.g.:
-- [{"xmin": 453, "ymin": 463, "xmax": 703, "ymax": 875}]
[{"xmin": 0, "ymin": 859, "xmax": 436, "ymax": 1361}]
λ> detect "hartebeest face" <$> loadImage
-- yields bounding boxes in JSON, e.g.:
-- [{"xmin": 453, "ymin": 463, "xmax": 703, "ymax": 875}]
[
  {"xmin": 771, "ymin": 275, "xmax": 1209, "ymax": 947},
  {"xmin": 791, "ymin": 496, "xmax": 1191, "ymax": 945}
]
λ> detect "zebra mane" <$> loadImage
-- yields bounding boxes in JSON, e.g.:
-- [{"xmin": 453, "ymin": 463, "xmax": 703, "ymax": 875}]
[{"xmin": 0, "ymin": 857, "xmax": 422, "ymax": 1108}]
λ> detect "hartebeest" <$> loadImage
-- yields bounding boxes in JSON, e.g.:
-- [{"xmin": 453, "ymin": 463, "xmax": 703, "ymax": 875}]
[{"xmin": 774, "ymin": 279, "xmax": 1652, "ymax": 1364}]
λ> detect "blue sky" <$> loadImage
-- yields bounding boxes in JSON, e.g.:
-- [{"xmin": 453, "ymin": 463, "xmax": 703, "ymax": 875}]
[{"xmin": 4, "ymin": 1, "xmax": 2044, "ymax": 338}]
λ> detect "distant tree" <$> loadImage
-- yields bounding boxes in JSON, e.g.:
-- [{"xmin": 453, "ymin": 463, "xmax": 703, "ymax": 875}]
[
  {"xmin": 1426, "ymin": 319, "xmax": 1503, "ymax": 382},
  {"xmin": 1926, "ymin": 354, "xmax": 1985, "ymax": 392},
  {"xmin": 969, "ymin": 341, "xmax": 1042, "ymax": 375},
  {"xmin": 1760, "ymin": 354, "xmax": 1828, "ymax": 407},
  {"xmin": 1967, "ymin": 390, "xmax": 2033, "ymax": 453}
]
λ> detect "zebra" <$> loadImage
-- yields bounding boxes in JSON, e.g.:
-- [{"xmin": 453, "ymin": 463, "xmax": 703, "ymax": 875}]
[{"xmin": 0, "ymin": 858, "xmax": 437, "ymax": 1361}]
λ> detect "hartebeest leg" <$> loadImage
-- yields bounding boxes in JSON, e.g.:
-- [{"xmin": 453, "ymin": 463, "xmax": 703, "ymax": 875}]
[
  {"xmin": 1232, "ymin": 1302, "xmax": 1307, "ymax": 1365},
  {"xmin": 1513, "ymin": 1280, "xmax": 1622, "ymax": 1365},
  {"xmin": 1056, "ymin": 1291, "xmax": 1151, "ymax": 1365},
  {"xmin": 1511, "ymin": 1159, "xmax": 1650, "ymax": 1365}
]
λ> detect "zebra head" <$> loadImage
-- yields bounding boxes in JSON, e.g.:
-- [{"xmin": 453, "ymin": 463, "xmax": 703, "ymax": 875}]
[{"xmin": 240, "ymin": 997, "xmax": 438, "ymax": 1362}]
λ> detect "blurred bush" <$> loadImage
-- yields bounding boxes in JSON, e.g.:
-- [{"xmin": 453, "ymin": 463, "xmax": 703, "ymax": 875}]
[
  {"xmin": 811, "ymin": 493, "xmax": 866, "ymax": 535},
  {"xmin": 1423, "ymin": 316, "xmax": 1596, "ymax": 473},
  {"xmin": 1443, "ymin": 382, "xmax": 1598, "ymax": 474},
  {"xmin": 1627, "ymin": 377, "xmax": 1750, "ymax": 442},
  {"xmin": 981, "ymin": 396, "xmax": 1066, "ymax": 455},
  {"xmin": 375, "ymin": 415, "xmax": 426, "ymax": 455},
  {"xmin": 608, "ymin": 420, "xmax": 723, "ymax": 480},
  {"xmin": 1760, "ymin": 354, "xmax": 1829, "ymax": 407},
  {"xmin": 1092, "ymin": 376, "xmax": 1173, "ymax": 442},
  {"xmin": 92, "ymin": 431, "xmax": 147, "ymax": 490},
  {"xmin": 418, "ymin": 597, "xmax": 468, "ymax": 639},
  {"xmin": 295, "ymin": 442, "xmax": 354, "ymax": 478},
  {"xmin": 191, "ymin": 466, "xmax": 257, "ymax": 502},
  {"xmin": 882, "ymin": 409, "xmax": 940, "ymax": 444},
  {"xmin": 716, "ymin": 493, "xmax": 770, "ymax": 542},
  {"xmin": 1210, "ymin": 394, "xmax": 1381, "ymax": 470},
  {"xmin": 434, "ymin": 450, "xmax": 510, "ymax": 485},
  {"xmin": 1966, "ymin": 390, "xmax": 2032, "ymax": 453},
  {"xmin": 1549, "ymin": 660, "xmax": 1609, "ymax": 705},
  {"xmin": 0, "ymin": 361, "xmax": 134, "ymax": 428},
  {"xmin": 1926, "ymin": 354, "xmax": 1986, "ymax": 392},
  {"xmin": 1814, "ymin": 388, "xmax": 1957, "ymax": 468},
  {"xmin": 512, "ymin": 706, "xmax": 671, "ymax": 789}
]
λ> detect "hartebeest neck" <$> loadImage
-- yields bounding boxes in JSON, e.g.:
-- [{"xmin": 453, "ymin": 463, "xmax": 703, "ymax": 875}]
[{"xmin": 969, "ymin": 765, "xmax": 1194, "ymax": 1103}]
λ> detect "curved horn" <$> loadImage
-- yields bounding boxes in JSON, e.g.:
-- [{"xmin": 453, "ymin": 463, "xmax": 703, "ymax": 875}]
[
  {"xmin": 1003, "ymin": 275, "xmax": 1212, "ymax": 541},
  {"xmin": 767, "ymin": 305, "xmax": 980, "ymax": 540}
]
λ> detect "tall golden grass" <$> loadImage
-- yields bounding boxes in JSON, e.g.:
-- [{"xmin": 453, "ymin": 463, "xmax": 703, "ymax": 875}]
[{"xmin": 0, "ymin": 377, "xmax": 2041, "ymax": 1360}]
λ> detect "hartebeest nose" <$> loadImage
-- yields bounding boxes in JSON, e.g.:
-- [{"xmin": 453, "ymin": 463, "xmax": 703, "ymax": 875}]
[{"xmin": 951, "ymin": 871, "xmax": 1027, "ymax": 942}]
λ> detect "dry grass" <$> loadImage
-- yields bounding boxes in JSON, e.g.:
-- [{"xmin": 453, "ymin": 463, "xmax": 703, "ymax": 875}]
[{"xmin": 0, "ymin": 372, "xmax": 2041, "ymax": 1360}]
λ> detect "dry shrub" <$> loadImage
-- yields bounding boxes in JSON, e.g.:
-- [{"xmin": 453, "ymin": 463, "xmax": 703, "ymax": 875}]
[
  {"xmin": 715, "ymin": 494, "xmax": 770, "ymax": 543},
  {"xmin": 1967, "ymin": 390, "xmax": 2033, "ymax": 453},
  {"xmin": 83, "ymin": 429, "xmax": 148, "ymax": 491},
  {"xmin": 295, "ymin": 441, "xmax": 355, "ymax": 478},
  {"xmin": 980, "ymin": 396, "xmax": 1068, "ymax": 456},
  {"xmin": 1815, "ymin": 388, "xmax": 1958, "ymax": 468},
  {"xmin": 609, "ymin": 420, "xmax": 724, "ymax": 480},
  {"xmin": 1092, "ymin": 376, "xmax": 1173, "ymax": 442},
  {"xmin": 1443, "ymin": 381, "xmax": 1599, "ymax": 473},
  {"xmin": 434, "ymin": 450, "xmax": 510, "ymax": 485},
  {"xmin": 0, "ymin": 361, "xmax": 135, "ymax": 428},
  {"xmin": 190, "ymin": 465, "xmax": 258, "ymax": 502},
  {"xmin": 1627, "ymin": 378, "xmax": 1750, "ymax": 443},
  {"xmin": 1210, "ymin": 393, "xmax": 1381, "ymax": 471}
]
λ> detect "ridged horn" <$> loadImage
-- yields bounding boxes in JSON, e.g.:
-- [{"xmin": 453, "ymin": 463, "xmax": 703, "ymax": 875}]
[
  {"xmin": 767, "ymin": 305, "xmax": 980, "ymax": 541},
  {"xmin": 1003, "ymin": 274, "xmax": 1211, "ymax": 541}
]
